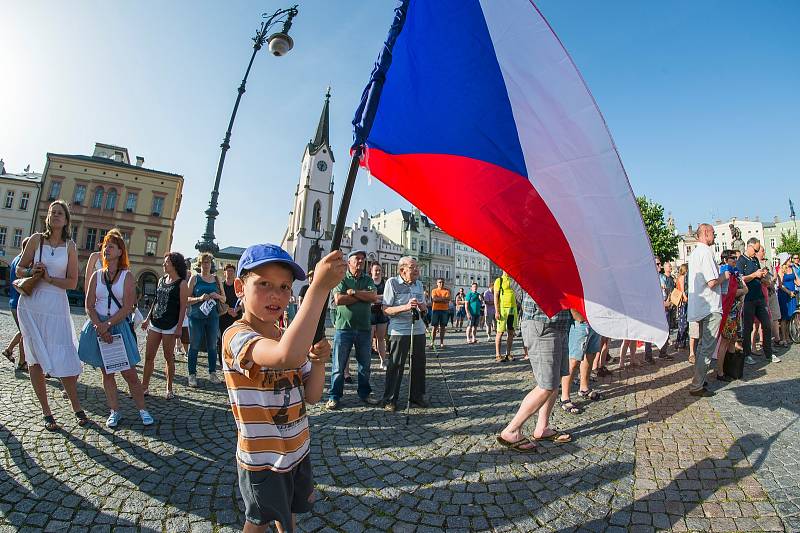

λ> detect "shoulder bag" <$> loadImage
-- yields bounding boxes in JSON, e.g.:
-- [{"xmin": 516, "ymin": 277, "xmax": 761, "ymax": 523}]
[
  {"xmin": 104, "ymin": 270, "xmax": 136, "ymax": 336},
  {"xmin": 12, "ymin": 235, "xmax": 45, "ymax": 297}
]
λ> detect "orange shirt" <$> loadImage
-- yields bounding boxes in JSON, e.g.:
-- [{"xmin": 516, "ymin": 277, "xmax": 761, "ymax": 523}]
[{"xmin": 431, "ymin": 287, "xmax": 451, "ymax": 311}]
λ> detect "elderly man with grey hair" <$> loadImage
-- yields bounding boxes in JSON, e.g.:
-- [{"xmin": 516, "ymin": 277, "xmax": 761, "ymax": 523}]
[
  {"xmin": 737, "ymin": 237, "xmax": 777, "ymax": 364},
  {"xmin": 381, "ymin": 256, "xmax": 429, "ymax": 411},
  {"xmin": 687, "ymin": 223, "xmax": 729, "ymax": 396}
]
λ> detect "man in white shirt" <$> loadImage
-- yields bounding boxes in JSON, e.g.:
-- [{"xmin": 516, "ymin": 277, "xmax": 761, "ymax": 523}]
[{"xmin": 687, "ymin": 223, "xmax": 730, "ymax": 396}]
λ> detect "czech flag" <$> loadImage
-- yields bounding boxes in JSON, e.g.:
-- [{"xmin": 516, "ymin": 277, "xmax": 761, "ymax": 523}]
[{"xmin": 353, "ymin": 0, "xmax": 668, "ymax": 345}]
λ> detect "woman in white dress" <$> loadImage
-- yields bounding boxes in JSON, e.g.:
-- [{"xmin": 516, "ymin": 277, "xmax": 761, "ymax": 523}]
[{"xmin": 16, "ymin": 200, "xmax": 87, "ymax": 431}]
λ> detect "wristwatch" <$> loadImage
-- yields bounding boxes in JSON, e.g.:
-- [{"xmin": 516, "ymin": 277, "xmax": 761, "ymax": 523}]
[
  {"xmin": 107, "ymin": 321, "xmax": 112, "ymax": 328},
  {"xmin": 347, "ymin": 289, "xmax": 355, "ymax": 296}
]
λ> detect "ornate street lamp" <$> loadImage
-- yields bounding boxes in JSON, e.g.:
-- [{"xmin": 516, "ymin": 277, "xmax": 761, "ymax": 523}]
[{"xmin": 196, "ymin": 5, "xmax": 299, "ymax": 254}]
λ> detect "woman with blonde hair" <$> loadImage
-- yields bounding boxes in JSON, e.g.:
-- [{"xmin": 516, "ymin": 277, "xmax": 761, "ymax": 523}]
[
  {"xmin": 777, "ymin": 252, "xmax": 797, "ymax": 346},
  {"xmin": 16, "ymin": 200, "xmax": 88, "ymax": 431},
  {"xmin": 674, "ymin": 263, "xmax": 689, "ymax": 349},
  {"xmin": 78, "ymin": 232, "xmax": 154, "ymax": 427},
  {"xmin": 186, "ymin": 252, "xmax": 226, "ymax": 387}
]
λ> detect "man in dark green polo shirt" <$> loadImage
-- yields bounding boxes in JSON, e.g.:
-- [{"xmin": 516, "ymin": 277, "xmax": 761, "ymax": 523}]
[{"xmin": 326, "ymin": 250, "xmax": 379, "ymax": 409}]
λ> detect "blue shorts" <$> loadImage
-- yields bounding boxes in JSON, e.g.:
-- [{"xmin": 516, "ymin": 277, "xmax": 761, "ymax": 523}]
[
  {"xmin": 568, "ymin": 321, "xmax": 600, "ymax": 361},
  {"xmin": 431, "ymin": 310, "xmax": 449, "ymax": 327}
]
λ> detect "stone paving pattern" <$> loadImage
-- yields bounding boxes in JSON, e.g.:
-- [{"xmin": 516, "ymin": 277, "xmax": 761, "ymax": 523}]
[{"xmin": 0, "ymin": 303, "xmax": 797, "ymax": 532}]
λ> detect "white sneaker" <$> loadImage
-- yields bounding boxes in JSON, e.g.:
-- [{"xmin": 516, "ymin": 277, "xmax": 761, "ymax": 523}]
[
  {"xmin": 106, "ymin": 410, "xmax": 122, "ymax": 428},
  {"xmin": 745, "ymin": 356, "xmax": 757, "ymax": 365},
  {"xmin": 771, "ymin": 355, "xmax": 782, "ymax": 363},
  {"xmin": 188, "ymin": 374, "xmax": 198, "ymax": 387},
  {"xmin": 209, "ymin": 372, "xmax": 220, "ymax": 384}
]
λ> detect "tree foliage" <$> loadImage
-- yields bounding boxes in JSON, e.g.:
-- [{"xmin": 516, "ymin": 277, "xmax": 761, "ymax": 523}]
[
  {"xmin": 776, "ymin": 230, "xmax": 800, "ymax": 256},
  {"xmin": 637, "ymin": 196, "xmax": 680, "ymax": 262}
]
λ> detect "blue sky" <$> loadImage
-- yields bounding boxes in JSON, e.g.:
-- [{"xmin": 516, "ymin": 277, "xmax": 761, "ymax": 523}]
[{"xmin": 1, "ymin": 1, "xmax": 797, "ymax": 254}]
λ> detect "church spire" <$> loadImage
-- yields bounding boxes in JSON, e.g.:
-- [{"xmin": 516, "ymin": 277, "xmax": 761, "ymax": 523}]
[{"xmin": 308, "ymin": 87, "xmax": 333, "ymax": 161}]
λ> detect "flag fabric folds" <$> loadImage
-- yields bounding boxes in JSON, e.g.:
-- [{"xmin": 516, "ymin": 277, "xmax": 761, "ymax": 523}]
[{"xmin": 353, "ymin": 0, "xmax": 668, "ymax": 345}]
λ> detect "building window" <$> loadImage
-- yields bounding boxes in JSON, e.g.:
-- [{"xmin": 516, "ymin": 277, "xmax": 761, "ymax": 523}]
[
  {"xmin": 48, "ymin": 181, "xmax": 62, "ymax": 201},
  {"xmin": 145, "ymin": 235, "xmax": 158, "ymax": 256},
  {"xmin": 125, "ymin": 192, "xmax": 137, "ymax": 212},
  {"xmin": 13, "ymin": 229, "xmax": 23, "ymax": 248},
  {"xmin": 151, "ymin": 196, "xmax": 164, "ymax": 217},
  {"xmin": 73, "ymin": 185, "xmax": 86, "ymax": 206},
  {"xmin": 92, "ymin": 187, "xmax": 104, "ymax": 209},
  {"xmin": 99, "ymin": 228, "xmax": 109, "ymax": 245},
  {"xmin": 311, "ymin": 201, "xmax": 322, "ymax": 231},
  {"xmin": 19, "ymin": 191, "xmax": 30, "ymax": 211},
  {"xmin": 71, "ymin": 226, "xmax": 79, "ymax": 243},
  {"xmin": 121, "ymin": 231, "xmax": 131, "ymax": 248},
  {"xmin": 85, "ymin": 228, "xmax": 97, "ymax": 251},
  {"xmin": 105, "ymin": 189, "xmax": 118, "ymax": 210},
  {"xmin": 411, "ymin": 237, "xmax": 417, "ymax": 251},
  {"xmin": 770, "ymin": 238, "xmax": 776, "ymax": 249},
  {"xmin": 420, "ymin": 240, "xmax": 426, "ymax": 253},
  {"xmin": 4, "ymin": 190, "xmax": 14, "ymax": 209},
  {"xmin": 0, "ymin": 227, "xmax": 6, "ymax": 246}
]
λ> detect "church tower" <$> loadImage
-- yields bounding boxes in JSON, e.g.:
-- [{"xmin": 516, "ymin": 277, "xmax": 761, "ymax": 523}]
[{"xmin": 282, "ymin": 88, "xmax": 335, "ymax": 277}]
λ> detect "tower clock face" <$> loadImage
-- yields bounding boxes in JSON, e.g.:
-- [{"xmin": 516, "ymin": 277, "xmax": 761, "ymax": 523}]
[{"xmin": 316, "ymin": 160, "xmax": 328, "ymax": 172}]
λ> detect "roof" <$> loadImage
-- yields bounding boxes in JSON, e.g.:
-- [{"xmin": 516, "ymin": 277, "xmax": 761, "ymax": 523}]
[
  {"xmin": 306, "ymin": 88, "xmax": 334, "ymax": 162},
  {"xmin": 218, "ymin": 246, "xmax": 246, "ymax": 257},
  {"xmin": 400, "ymin": 209, "xmax": 431, "ymax": 232},
  {"xmin": 47, "ymin": 153, "xmax": 182, "ymax": 179},
  {"xmin": 0, "ymin": 172, "xmax": 43, "ymax": 184}
]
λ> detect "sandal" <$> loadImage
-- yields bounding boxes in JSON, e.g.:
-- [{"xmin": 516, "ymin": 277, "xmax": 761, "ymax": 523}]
[
  {"xmin": 496, "ymin": 435, "xmax": 537, "ymax": 453},
  {"xmin": 165, "ymin": 390, "xmax": 175, "ymax": 400},
  {"xmin": 495, "ymin": 356, "xmax": 503, "ymax": 362},
  {"xmin": 2, "ymin": 349, "xmax": 14, "ymax": 364},
  {"xmin": 533, "ymin": 429, "xmax": 572, "ymax": 443},
  {"xmin": 578, "ymin": 389, "xmax": 602, "ymax": 401},
  {"xmin": 74, "ymin": 411, "xmax": 90, "ymax": 427},
  {"xmin": 560, "ymin": 399, "xmax": 582, "ymax": 414},
  {"xmin": 43, "ymin": 415, "xmax": 59, "ymax": 432},
  {"xmin": 16, "ymin": 362, "xmax": 28, "ymax": 372}
]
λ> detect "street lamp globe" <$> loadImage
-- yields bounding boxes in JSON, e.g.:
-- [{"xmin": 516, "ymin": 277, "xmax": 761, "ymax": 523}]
[{"xmin": 268, "ymin": 33, "xmax": 294, "ymax": 56}]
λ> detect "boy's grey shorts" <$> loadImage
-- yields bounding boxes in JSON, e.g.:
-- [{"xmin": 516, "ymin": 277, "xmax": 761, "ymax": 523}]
[{"xmin": 238, "ymin": 454, "xmax": 314, "ymax": 529}]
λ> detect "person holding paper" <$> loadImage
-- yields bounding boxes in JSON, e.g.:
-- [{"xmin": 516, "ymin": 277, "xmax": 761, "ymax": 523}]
[
  {"xmin": 78, "ymin": 232, "xmax": 154, "ymax": 428},
  {"xmin": 186, "ymin": 252, "xmax": 227, "ymax": 387}
]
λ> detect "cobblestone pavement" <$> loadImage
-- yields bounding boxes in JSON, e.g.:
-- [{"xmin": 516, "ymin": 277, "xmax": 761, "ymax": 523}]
[{"xmin": 0, "ymin": 305, "xmax": 798, "ymax": 532}]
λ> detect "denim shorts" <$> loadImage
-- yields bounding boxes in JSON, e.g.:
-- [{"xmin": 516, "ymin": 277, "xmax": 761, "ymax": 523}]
[
  {"xmin": 430, "ymin": 310, "xmax": 449, "ymax": 327},
  {"xmin": 568, "ymin": 321, "xmax": 601, "ymax": 361}
]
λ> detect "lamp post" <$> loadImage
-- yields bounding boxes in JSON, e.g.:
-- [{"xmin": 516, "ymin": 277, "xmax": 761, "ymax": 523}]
[{"xmin": 196, "ymin": 5, "xmax": 299, "ymax": 254}]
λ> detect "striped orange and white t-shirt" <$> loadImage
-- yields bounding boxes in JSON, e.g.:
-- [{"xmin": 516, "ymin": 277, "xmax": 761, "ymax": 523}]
[{"xmin": 222, "ymin": 320, "xmax": 312, "ymax": 472}]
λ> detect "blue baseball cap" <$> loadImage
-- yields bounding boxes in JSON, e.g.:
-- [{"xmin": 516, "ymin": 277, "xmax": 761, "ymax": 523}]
[
  {"xmin": 237, "ymin": 243, "xmax": 306, "ymax": 280},
  {"xmin": 348, "ymin": 249, "xmax": 367, "ymax": 259}
]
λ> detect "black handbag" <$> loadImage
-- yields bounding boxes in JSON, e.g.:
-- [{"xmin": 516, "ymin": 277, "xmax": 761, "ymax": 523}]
[{"xmin": 723, "ymin": 351, "xmax": 744, "ymax": 380}]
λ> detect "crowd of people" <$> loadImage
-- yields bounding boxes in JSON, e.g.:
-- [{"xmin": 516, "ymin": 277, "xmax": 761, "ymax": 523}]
[{"xmin": 1, "ymin": 203, "xmax": 795, "ymax": 532}]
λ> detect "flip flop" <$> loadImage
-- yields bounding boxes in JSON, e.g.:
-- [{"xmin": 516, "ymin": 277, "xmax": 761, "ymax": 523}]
[
  {"xmin": 496, "ymin": 435, "xmax": 537, "ymax": 453},
  {"xmin": 533, "ymin": 430, "xmax": 572, "ymax": 444},
  {"xmin": 2, "ymin": 349, "xmax": 14, "ymax": 364}
]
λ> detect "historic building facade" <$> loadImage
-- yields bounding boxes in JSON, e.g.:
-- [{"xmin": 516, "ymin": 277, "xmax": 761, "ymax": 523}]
[
  {"xmin": 281, "ymin": 90, "xmax": 335, "ymax": 292},
  {"xmin": 0, "ymin": 160, "xmax": 43, "ymax": 292},
  {"xmin": 36, "ymin": 143, "xmax": 183, "ymax": 302}
]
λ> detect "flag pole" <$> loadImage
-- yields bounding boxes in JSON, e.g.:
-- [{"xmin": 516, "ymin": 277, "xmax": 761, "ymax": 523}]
[
  {"xmin": 312, "ymin": 0, "xmax": 410, "ymax": 343},
  {"xmin": 313, "ymin": 149, "xmax": 362, "ymax": 343}
]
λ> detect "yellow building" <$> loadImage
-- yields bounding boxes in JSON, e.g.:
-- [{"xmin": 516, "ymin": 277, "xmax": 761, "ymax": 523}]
[{"xmin": 36, "ymin": 143, "xmax": 183, "ymax": 304}]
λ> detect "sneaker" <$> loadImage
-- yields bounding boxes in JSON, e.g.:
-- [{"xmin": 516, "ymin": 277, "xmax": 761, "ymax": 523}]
[
  {"xmin": 325, "ymin": 399, "xmax": 339, "ymax": 410},
  {"xmin": 383, "ymin": 402, "xmax": 397, "ymax": 412},
  {"xmin": 139, "ymin": 410, "xmax": 155, "ymax": 426},
  {"xmin": 106, "ymin": 410, "xmax": 123, "ymax": 428},
  {"xmin": 209, "ymin": 372, "xmax": 220, "ymax": 384},
  {"xmin": 379, "ymin": 360, "xmax": 387, "ymax": 370},
  {"xmin": 745, "ymin": 356, "xmax": 757, "ymax": 365},
  {"xmin": 689, "ymin": 388, "xmax": 715, "ymax": 397},
  {"xmin": 361, "ymin": 395, "xmax": 381, "ymax": 406},
  {"xmin": 188, "ymin": 374, "xmax": 198, "ymax": 387},
  {"xmin": 771, "ymin": 355, "xmax": 782, "ymax": 363}
]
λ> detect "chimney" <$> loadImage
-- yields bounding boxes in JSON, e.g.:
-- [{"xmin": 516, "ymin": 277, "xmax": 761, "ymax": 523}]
[
  {"xmin": 744, "ymin": 216, "xmax": 749, "ymax": 221},
  {"xmin": 774, "ymin": 216, "xmax": 780, "ymax": 223},
  {"xmin": 135, "ymin": 156, "xmax": 145, "ymax": 167},
  {"xmin": 755, "ymin": 215, "xmax": 760, "ymax": 221},
  {"xmin": 687, "ymin": 224, "xmax": 693, "ymax": 235},
  {"xmin": 715, "ymin": 219, "xmax": 721, "ymax": 225}
]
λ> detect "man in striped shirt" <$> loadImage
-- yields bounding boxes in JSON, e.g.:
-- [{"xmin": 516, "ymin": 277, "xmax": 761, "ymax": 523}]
[{"xmin": 222, "ymin": 244, "xmax": 345, "ymax": 533}]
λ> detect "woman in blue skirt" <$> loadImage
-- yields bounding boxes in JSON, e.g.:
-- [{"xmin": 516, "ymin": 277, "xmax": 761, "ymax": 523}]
[{"xmin": 78, "ymin": 231, "xmax": 154, "ymax": 428}]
